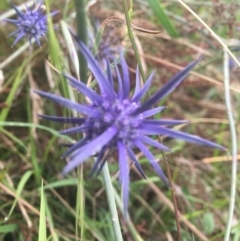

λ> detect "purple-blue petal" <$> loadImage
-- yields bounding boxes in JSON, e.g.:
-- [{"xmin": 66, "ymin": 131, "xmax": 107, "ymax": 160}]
[
  {"xmin": 120, "ymin": 50, "xmax": 130, "ymax": 98},
  {"xmin": 48, "ymin": 10, "xmax": 59, "ymax": 18},
  {"xmin": 96, "ymin": 159, "xmax": 108, "ymax": 176},
  {"xmin": 143, "ymin": 119, "xmax": 188, "ymax": 126},
  {"xmin": 12, "ymin": 32, "xmax": 25, "ymax": 46},
  {"xmin": 70, "ymin": 31, "xmax": 115, "ymax": 99},
  {"xmin": 4, "ymin": 19, "xmax": 19, "ymax": 24},
  {"xmin": 140, "ymin": 124, "xmax": 226, "ymax": 150},
  {"xmin": 117, "ymin": 141, "xmax": 129, "ymax": 217},
  {"xmin": 62, "ymin": 136, "xmax": 90, "ymax": 158},
  {"xmin": 132, "ymin": 65, "xmax": 141, "ymax": 100},
  {"xmin": 39, "ymin": 115, "xmax": 86, "ymax": 124},
  {"xmin": 137, "ymin": 134, "xmax": 171, "ymax": 151},
  {"xmin": 62, "ymin": 126, "xmax": 118, "ymax": 174},
  {"xmin": 59, "ymin": 143, "xmax": 74, "ymax": 148},
  {"xmin": 11, "ymin": 2, "xmax": 25, "ymax": 19},
  {"xmin": 140, "ymin": 106, "xmax": 166, "ymax": 118},
  {"xmin": 34, "ymin": 35, "xmax": 41, "ymax": 46},
  {"xmin": 127, "ymin": 147, "xmax": 146, "ymax": 179},
  {"xmin": 106, "ymin": 61, "xmax": 114, "ymax": 87},
  {"xmin": 115, "ymin": 64, "xmax": 123, "ymax": 98},
  {"xmin": 132, "ymin": 70, "xmax": 156, "ymax": 103},
  {"xmin": 133, "ymin": 57, "xmax": 201, "ymax": 115},
  {"xmin": 89, "ymin": 146, "xmax": 108, "ymax": 177},
  {"xmin": 25, "ymin": 2, "xmax": 31, "ymax": 12},
  {"xmin": 34, "ymin": 90, "xmax": 100, "ymax": 117},
  {"xmin": 8, "ymin": 29, "xmax": 21, "ymax": 38},
  {"xmin": 60, "ymin": 125, "xmax": 90, "ymax": 135},
  {"xmin": 63, "ymin": 74, "xmax": 103, "ymax": 104},
  {"xmin": 134, "ymin": 140, "xmax": 169, "ymax": 186}
]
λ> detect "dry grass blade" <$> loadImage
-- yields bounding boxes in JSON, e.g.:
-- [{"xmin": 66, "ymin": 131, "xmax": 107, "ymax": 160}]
[
  {"xmin": 203, "ymin": 154, "xmax": 240, "ymax": 163},
  {"xmin": 0, "ymin": 183, "xmax": 40, "ymax": 216},
  {"xmin": 148, "ymin": 182, "xmax": 208, "ymax": 241},
  {"xmin": 136, "ymin": 51, "xmax": 240, "ymax": 94}
]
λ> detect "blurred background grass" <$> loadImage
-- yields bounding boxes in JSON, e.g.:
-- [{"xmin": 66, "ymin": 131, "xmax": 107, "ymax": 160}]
[{"xmin": 0, "ymin": 0, "xmax": 239, "ymax": 240}]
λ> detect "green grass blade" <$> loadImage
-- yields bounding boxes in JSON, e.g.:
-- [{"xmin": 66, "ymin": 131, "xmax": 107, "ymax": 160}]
[
  {"xmin": 1, "ymin": 128, "xmax": 27, "ymax": 151},
  {"xmin": 147, "ymin": 0, "xmax": 179, "ymax": 37},
  {"xmin": 91, "ymin": 25, "xmax": 104, "ymax": 56},
  {"xmin": 102, "ymin": 162, "xmax": 123, "ymax": 241},
  {"xmin": 0, "ymin": 121, "xmax": 73, "ymax": 142},
  {"xmin": 38, "ymin": 180, "xmax": 47, "ymax": 241},
  {"xmin": 7, "ymin": 170, "xmax": 33, "ymax": 218},
  {"xmin": 113, "ymin": 187, "xmax": 144, "ymax": 241},
  {"xmin": 74, "ymin": 0, "xmax": 88, "ymax": 83},
  {"xmin": 0, "ymin": 224, "xmax": 18, "ymax": 233},
  {"xmin": 75, "ymin": 166, "xmax": 85, "ymax": 241},
  {"xmin": 60, "ymin": 20, "xmax": 79, "ymax": 78},
  {"xmin": 0, "ymin": 66, "xmax": 24, "ymax": 122},
  {"xmin": 45, "ymin": 0, "xmax": 70, "ymax": 99},
  {"xmin": 45, "ymin": 199, "xmax": 59, "ymax": 241},
  {"xmin": 42, "ymin": 178, "xmax": 77, "ymax": 190}
]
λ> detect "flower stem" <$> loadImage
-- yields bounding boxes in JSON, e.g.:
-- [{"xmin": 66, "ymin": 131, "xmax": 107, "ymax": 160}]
[
  {"xmin": 75, "ymin": 165, "xmax": 85, "ymax": 240},
  {"xmin": 73, "ymin": 1, "xmax": 88, "ymax": 235},
  {"xmin": 74, "ymin": 0, "xmax": 88, "ymax": 83},
  {"xmin": 113, "ymin": 188, "xmax": 145, "ymax": 241},
  {"xmin": 160, "ymin": 143, "xmax": 181, "ymax": 241},
  {"xmin": 122, "ymin": 0, "xmax": 145, "ymax": 81},
  {"xmin": 102, "ymin": 162, "xmax": 123, "ymax": 241},
  {"xmin": 223, "ymin": 48, "xmax": 237, "ymax": 241}
]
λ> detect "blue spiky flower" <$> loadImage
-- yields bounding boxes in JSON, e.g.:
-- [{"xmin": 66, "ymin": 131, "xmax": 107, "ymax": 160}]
[
  {"xmin": 34, "ymin": 34, "xmax": 225, "ymax": 213},
  {"xmin": 5, "ymin": 1, "xmax": 58, "ymax": 46}
]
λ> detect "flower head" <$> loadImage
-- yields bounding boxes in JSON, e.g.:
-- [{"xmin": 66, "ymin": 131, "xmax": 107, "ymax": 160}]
[
  {"xmin": 88, "ymin": 20, "xmax": 122, "ymax": 69},
  {"xmin": 5, "ymin": 1, "xmax": 58, "ymax": 46},
  {"xmin": 35, "ymin": 34, "xmax": 225, "ymax": 214}
]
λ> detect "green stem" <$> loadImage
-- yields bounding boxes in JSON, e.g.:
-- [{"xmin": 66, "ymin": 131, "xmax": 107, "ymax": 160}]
[
  {"xmin": 76, "ymin": 165, "xmax": 85, "ymax": 240},
  {"xmin": 74, "ymin": 1, "xmax": 88, "ymax": 237},
  {"xmin": 75, "ymin": 0, "xmax": 88, "ymax": 83},
  {"xmin": 102, "ymin": 162, "xmax": 123, "ymax": 241},
  {"xmin": 122, "ymin": 0, "xmax": 145, "ymax": 81},
  {"xmin": 0, "ymin": 121, "xmax": 73, "ymax": 142},
  {"xmin": 70, "ymin": 2, "xmax": 87, "ymax": 231},
  {"xmin": 223, "ymin": 48, "xmax": 237, "ymax": 241},
  {"xmin": 113, "ymin": 188, "xmax": 144, "ymax": 241},
  {"xmin": 91, "ymin": 26, "xmax": 104, "ymax": 56}
]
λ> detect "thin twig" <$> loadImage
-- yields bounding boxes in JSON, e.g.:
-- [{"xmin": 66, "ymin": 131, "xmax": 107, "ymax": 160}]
[
  {"xmin": 100, "ymin": 16, "xmax": 161, "ymax": 35},
  {"xmin": 0, "ymin": 183, "xmax": 40, "ymax": 215},
  {"xmin": 0, "ymin": 162, "xmax": 32, "ymax": 228},
  {"xmin": 177, "ymin": 0, "xmax": 240, "ymax": 68},
  {"xmin": 161, "ymin": 143, "xmax": 181, "ymax": 241}
]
